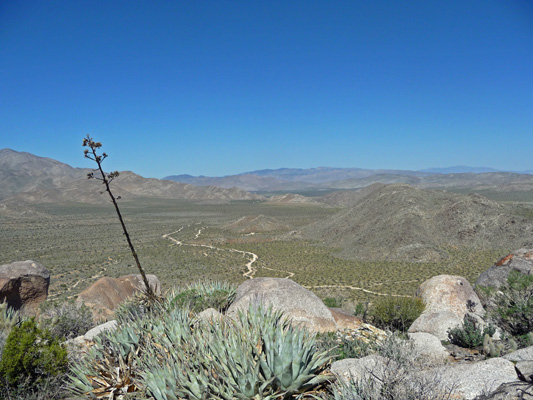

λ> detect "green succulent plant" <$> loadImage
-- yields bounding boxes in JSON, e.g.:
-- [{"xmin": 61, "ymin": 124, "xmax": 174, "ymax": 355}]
[
  {"xmin": 69, "ymin": 288, "xmax": 333, "ymax": 400},
  {"xmin": 0, "ymin": 302, "xmax": 23, "ymax": 333}
]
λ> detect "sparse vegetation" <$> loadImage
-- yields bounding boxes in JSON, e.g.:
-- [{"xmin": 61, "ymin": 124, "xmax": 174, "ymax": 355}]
[
  {"xmin": 167, "ymin": 280, "xmax": 236, "ymax": 313},
  {"xmin": 447, "ymin": 314, "xmax": 495, "ymax": 349},
  {"xmin": 315, "ymin": 332, "xmax": 375, "ymax": 360},
  {"xmin": 368, "ymin": 296, "xmax": 425, "ymax": 332},
  {"xmin": 39, "ymin": 300, "xmax": 94, "ymax": 341},
  {"xmin": 0, "ymin": 198, "xmax": 510, "ymax": 304},
  {"xmin": 477, "ymin": 270, "xmax": 533, "ymax": 340},
  {"xmin": 326, "ymin": 333, "xmax": 458, "ymax": 400}
]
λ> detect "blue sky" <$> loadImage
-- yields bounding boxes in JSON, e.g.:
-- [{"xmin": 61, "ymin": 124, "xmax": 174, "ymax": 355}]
[{"xmin": 1, "ymin": 1, "xmax": 532, "ymax": 178}]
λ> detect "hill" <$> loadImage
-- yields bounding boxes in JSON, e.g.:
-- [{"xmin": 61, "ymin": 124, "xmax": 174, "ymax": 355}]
[
  {"xmin": 0, "ymin": 149, "xmax": 263, "ymax": 208},
  {"xmin": 294, "ymin": 184, "xmax": 533, "ymax": 262}
]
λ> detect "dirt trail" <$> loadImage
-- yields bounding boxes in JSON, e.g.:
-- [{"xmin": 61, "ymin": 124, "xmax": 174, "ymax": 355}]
[
  {"xmin": 162, "ymin": 227, "xmax": 404, "ymax": 295},
  {"xmin": 304, "ymin": 284, "xmax": 410, "ymax": 297},
  {"xmin": 162, "ymin": 226, "xmax": 260, "ymax": 279}
]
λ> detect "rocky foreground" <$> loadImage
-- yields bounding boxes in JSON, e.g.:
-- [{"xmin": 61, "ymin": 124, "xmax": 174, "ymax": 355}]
[{"xmin": 1, "ymin": 250, "xmax": 532, "ymax": 399}]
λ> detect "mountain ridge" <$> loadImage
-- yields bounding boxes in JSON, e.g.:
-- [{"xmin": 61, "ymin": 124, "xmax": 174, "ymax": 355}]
[{"xmin": 0, "ymin": 149, "xmax": 263, "ymax": 208}]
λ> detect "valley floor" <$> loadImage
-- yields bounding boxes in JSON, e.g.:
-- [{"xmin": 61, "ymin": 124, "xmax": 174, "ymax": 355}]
[{"xmin": 0, "ymin": 198, "xmax": 511, "ymax": 305}]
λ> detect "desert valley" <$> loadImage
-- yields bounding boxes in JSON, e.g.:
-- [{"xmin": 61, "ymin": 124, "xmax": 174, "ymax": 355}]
[{"xmin": 2, "ymin": 148, "xmax": 533, "ymax": 306}]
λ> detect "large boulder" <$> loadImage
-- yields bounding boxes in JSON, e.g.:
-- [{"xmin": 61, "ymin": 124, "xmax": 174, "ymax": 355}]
[
  {"xmin": 331, "ymin": 355, "xmax": 392, "ymax": 384},
  {"xmin": 0, "ymin": 260, "xmax": 50, "ymax": 314},
  {"xmin": 77, "ymin": 274, "xmax": 161, "ymax": 321},
  {"xmin": 409, "ymin": 275, "xmax": 485, "ymax": 340},
  {"xmin": 476, "ymin": 249, "xmax": 533, "ymax": 289},
  {"xmin": 226, "ymin": 278, "xmax": 337, "ymax": 332},
  {"xmin": 423, "ymin": 357, "xmax": 517, "ymax": 400}
]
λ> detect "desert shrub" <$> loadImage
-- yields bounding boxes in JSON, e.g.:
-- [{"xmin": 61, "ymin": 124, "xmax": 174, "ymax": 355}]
[
  {"xmin": 354, "ymin": 302, "xmax": 369, "ymax": 319},
  {"xmin": 70, "ymin": 299, "xmax": 333, "ymax": 399},
  {"xmin": 323, "ymin": 297, "xmax": 337, "ymax": 308},
  {"xmin": 167, "ymin": 280, "xmax": 236, "ymax": 313},
  {"xmin": 369, "ymin": 296, "xmax": 425, "ymax": 332},
  {"xmin": 316, "ymin": 332, "xmax": 375, "ymax": 361},
  {"xmin": 482, "ymin": 333, "xmax": 517, "ymax": 357},
  {"xmin": 0, "ymin": 302, "xmax": 23, "ymax": 333},
  {"xmin": 0, "ymin": 331, "xmax": 7, "ymax": 362},
  {"xmin": 0, "ymin": 373, "xmax": 66, "ymax": 400},
  {"xmin": 491, "ymin": 271, "xmax": 533, "ymax": 336},
  {"xmin": 39, "ymin": 300, "xmax": 95, "ymax": 340},
  {"xmin": 329, "ymin": 372, "xmax": 456, "ymax": 400},
  {"xmin": 0, "ymin": 318, "xmax": 68, "ymax": 397},
  {"xmin": 0, "ymin": 303, "xmax": 24, "ymax": 361},
  {"xmin": 323, "ymin": 297, "xmax": 343, "ymax": 308},
  {"xmin": 476, "ymin": 271, "xmax": 533, "ymax": 339},
  {"xmin": 515, "ymin": 332, "xmax": 533, "ymax": 348},
  {"xmin": 447, "ymin": 314, "xmax": 495, "ymax": 349}
]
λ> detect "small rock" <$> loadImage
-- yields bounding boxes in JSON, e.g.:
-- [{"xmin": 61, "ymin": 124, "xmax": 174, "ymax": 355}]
[
  {"xmin": 339, "ymin": 322, "xmax": 388, "ymax": 344},
  {"xmin": 197, "ymin": 308, "xmax": 222, "ymax": 321},
  {"xmin": 84, "ymin": 320, "xmax": 118, "ymax": 341},
  {"xmin": 408, "ymin": 332, "xmax": 449, "ymax": 364},
  {"xmin": 329, "ymin": 307, "xmax": 363, "ymax": 330},
  {"xmin": 409, "ymin": 310, "xmax": 463, "ymax": 341},
  {"xmin": 504, "ymin": 346, "xmax": 533, "ymax": 362}
]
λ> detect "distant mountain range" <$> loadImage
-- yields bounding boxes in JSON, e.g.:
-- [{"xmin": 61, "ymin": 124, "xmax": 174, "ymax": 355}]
[
  {"xmin": 2, "ymin": 148, "xmax": 533, "ymax": 210},
  {"xmin": 164, "ymin": 166, "xmax": 533, "ymax": 192},
  {"xmin": 419, "ymin": 166, "xmax": 501, "ymax": 174}
]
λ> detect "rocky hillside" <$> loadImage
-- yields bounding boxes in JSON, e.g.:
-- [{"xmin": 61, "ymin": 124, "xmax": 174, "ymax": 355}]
[
  {"xmin": 295, "ymin": 184, "xmax": 533, "ymax": 262},
  {"xmin": 0, "ymin": 149, "xmax": 88, "ymax": 200},
  {"xmin": 0, "ymin": 149, "xmax": 263, "ymax": 207}
]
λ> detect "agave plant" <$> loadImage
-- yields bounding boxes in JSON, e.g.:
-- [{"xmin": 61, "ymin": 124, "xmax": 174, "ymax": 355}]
[
  {"xmin": 68, "ymin": 283, "xmax": 333, "ymax": 400},
  {"xmin": 142, "ymin": 303, "xmax": 333, "ymax": 399},
  {"xmin": 68, "ymin": 315, "xmax": 153, "ymax": 398},
  {"xmin": 0, "ymin": 302, "xmax": 23, "ymax": 332},
  {"xmin": 167, "ymin": 280, "xmax": 237, "ymax": 313}
]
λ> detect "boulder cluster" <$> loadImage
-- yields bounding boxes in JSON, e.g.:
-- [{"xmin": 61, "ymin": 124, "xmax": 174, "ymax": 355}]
[{"xmin": 1, "ymin": 249, "xmax": 533, "ymax": 399}]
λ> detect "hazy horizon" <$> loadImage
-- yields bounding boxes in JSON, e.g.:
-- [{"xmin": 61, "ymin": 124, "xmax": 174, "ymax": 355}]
[{"xmin": 1, "ymin": 1, "xmax": 532, "ymax": 178}]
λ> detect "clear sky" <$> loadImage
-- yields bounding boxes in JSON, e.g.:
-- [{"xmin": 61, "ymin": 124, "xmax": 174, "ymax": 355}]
[{"xmin": 1, "ymin": 1, "xmax": 532, "ymax": 178}]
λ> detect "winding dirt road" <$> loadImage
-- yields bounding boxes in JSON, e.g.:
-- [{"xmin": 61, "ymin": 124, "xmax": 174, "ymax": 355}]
[
  {"xmin": 162, "ymin": 225, "xmax": 407, "ymax": 296},
  {"xmin": 162, "ymin": 226, "xmax": 259, "ymax": 279},
  {"xmin": 304, "ymin": 284, "xmax": 411, "ymax": 297}
]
